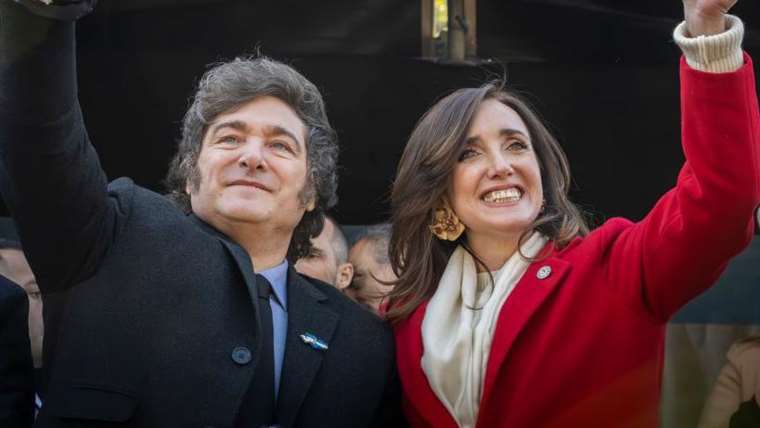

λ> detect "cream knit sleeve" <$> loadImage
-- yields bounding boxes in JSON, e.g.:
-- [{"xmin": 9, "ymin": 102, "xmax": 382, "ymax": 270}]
[{"xmin": 673, "ymin": 15, "xmax": 744, "ymax": 73}]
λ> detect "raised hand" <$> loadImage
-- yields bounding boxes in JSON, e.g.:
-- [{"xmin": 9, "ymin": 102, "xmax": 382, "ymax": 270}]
[
  {"xmin": 683, "ymin": 0, "xmax": 738, "ymax": 36},
  {"xmin": 12, "ymin": 0, "xmax": 97, "ymax": 21}
]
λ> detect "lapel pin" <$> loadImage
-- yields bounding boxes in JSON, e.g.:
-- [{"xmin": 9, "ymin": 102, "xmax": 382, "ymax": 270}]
[
  {"xmin": 536, "ymin": 265, "xmax": 552, "ymax": 280},
  {"xmin": 300, "ymin": 332, "xmax": 329, "ymax": 351}
]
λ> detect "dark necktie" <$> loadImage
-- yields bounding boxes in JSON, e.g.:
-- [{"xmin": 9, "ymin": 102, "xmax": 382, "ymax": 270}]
[{"xmin": 235, "ymin": 274, "xmax": 276, "ymax": 427}]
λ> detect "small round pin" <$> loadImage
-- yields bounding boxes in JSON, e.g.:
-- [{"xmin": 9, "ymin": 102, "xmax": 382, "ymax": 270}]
[{"xmin": 536, "ymin": 265, "xmax": 552, "ymax": 280}]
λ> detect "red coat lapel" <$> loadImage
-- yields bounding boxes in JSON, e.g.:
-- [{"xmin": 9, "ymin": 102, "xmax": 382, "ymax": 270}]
[
  {"xmin": 396, "ymin": 248, "xmax": 572, "ymax": 428},
  {"xmin": 395, "ymin": 301, "xmax": 458, "ymax": 428},
  {"xmin": 480, "ymin": 256, "xmax": 571, "ymax": 406}
]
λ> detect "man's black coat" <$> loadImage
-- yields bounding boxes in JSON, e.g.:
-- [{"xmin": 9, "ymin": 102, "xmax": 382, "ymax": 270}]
[
  {"xmin": 0, "ymin": 275, "xmax": 34, "ymax": 428},
  {"xmin": 0, "ymin": 2, "xmax": 400, "ymax": 427}
]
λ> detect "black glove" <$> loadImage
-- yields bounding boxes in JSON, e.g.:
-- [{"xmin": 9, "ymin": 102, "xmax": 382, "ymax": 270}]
[{"xmin": 12, "ymin": 0, "xmax": 97, "ymax": 20}]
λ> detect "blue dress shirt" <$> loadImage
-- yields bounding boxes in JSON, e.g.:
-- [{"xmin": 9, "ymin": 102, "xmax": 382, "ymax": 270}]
[{"xmin": 258, "ymin": 261, "xmax": 288, "ymax": 400}]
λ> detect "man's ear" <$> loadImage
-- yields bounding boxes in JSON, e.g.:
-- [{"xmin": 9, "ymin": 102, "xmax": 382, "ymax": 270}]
[{"xmin": 335, "ymin": 262, "xmax": 354, "ymax": 291}]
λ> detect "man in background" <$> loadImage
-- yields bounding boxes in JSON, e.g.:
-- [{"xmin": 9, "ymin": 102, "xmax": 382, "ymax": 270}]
[
  {"xmin": 348, "ymin": 224, "xmax": 396, "ymax": 313},
  {"xmin": 295, "ymin": 216, "xmax": 354, "ymax": 290},
  {"xmin": 0, "ymin": 219, "xmax": 34, "ymax": 427},
  {"xmin": 0, "ymin": 218, "xmax": 43, "ymax": 415},
  {"xmin": 0, "ymin": 219, "xmax": 43, "ymax": 374}
]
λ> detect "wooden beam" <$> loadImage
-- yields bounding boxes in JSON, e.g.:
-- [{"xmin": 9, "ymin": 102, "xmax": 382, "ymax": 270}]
[
  {"xmin": 448, "ymin": 0, "xmax": 466, "ymax": 61},
  {"xmin": 421, "ymin": 0, "xmax": 434, "ymax": 57},
  {"xmin": 465, "ymin": 0, "xmax": 477, "ymax": 57}
]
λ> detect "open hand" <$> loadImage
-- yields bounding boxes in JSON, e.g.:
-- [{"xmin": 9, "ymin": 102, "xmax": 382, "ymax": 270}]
[{"xmin": 683, "ymin": 0, "xmax": 738, "ymax": 36}]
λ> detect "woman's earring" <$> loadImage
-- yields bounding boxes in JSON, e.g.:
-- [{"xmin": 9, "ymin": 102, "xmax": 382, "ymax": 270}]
[{"xmin": 429, "ymin": 206, "xmax": 465, "ymax": 241}]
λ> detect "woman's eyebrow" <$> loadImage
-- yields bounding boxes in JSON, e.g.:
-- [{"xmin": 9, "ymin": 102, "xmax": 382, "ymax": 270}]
[{"xmin": 500, "ymin": 128, "xmax": 528, "ymax": 139}]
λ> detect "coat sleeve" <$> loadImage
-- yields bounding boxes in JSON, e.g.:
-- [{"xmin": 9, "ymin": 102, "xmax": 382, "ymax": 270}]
[
  {"xmin": 0, "ymin": 1, "xmax": 121, "ymax": 292},
  {"xmin": 601, "ymin": 54, "xmax": 760, "ymax": 322}
]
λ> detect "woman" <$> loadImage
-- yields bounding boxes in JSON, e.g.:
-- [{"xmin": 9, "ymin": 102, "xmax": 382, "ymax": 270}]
[{"xmin": 387, "ymin": 1, "xmax": 759, "ymax": 427}]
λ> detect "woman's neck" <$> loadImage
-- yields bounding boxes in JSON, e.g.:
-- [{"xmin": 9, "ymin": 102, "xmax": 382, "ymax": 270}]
[{"xmin": 466, "ymin": 230, "xmax": 523, "ymax": 272}]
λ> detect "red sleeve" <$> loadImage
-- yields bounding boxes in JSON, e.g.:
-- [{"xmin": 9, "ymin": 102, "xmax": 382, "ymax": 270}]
[{"xmin": 603, "ymin": 54, "xmax": 760, "ymax": 321}]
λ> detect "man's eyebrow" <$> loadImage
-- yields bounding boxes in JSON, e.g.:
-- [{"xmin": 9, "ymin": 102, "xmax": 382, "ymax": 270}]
[
  {"xmin": 208, "ymin": 121, "xmax": 305, "ymax": 153},
  {"xmin": 209, "ymin": 120, "xmax": 248, "ymax": 136},
  {"xmin": 264, "ymin": 125, "xmax": 304, "ymax": 154}
]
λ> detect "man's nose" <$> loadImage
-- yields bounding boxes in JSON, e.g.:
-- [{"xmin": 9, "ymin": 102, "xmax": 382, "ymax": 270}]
[{"xmin": 237, "ymin": 139, "xmax": 264, "ymax": 170}]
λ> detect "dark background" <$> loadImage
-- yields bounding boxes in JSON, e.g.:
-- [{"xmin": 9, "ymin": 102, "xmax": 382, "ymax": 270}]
[{"xmin": 24, "ymin": 0, "xmax": 760, "ymax": 225}]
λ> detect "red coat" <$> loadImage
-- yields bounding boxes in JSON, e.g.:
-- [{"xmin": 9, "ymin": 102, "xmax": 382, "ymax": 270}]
[{"xmin": 395, "ymin": 55, "xmax": 760, "ymax": 428}]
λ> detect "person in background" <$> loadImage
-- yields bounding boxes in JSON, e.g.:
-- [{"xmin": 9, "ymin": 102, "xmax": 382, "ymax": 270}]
[
  {"xmin": 387, "ymin": 0, "xmax": 759, "ymax": 426},
  {"xmin": 696, "ymin": 207, "xmax": 760, "ymax": 428},
  {"xmin": 0, "ymin": 218, "xmax": 43, "ymax": 415},
  {"xmin": 699, "ymin": 336, "xmax": 760, "ymax": 428},
  {"xmin": 348, "ymin": 224, "xmax": 396, "ymax": 313},
  {"xmin": 662, "ymin": 205, "xmax": 760, "ymax": 428},
  {"xmin": 0, "ymin": 273, "xmax": 33, "ymax": 427},
  {"xmin": 295, "ymin": 216, "xmax": 354, "ymax": 290}
]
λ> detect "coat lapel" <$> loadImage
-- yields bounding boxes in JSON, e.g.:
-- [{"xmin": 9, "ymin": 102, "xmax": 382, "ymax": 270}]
[
  {"xmin": 276, "ymin": 268, "xmax": 339, "ymax": 427},
  {"xmin": 480, "ymin": 255, "xmax": 571, "ymax": 406},
  {"xmin": 187, "ymin": 215, "xmax": 266, "ymax": 364},
  {"xmin": 395, "ymin": 302, "xmax": 458, "ymax": 428}
]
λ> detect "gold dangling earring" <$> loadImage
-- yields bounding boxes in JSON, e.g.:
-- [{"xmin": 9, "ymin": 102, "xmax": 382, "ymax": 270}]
[{"xmin": 429, "ymin": 205, "xmax": 465, "ymax": 241}]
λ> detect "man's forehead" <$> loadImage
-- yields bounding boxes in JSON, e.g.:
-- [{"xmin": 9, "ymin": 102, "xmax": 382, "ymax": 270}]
[
  {"xmin": 321, "ymin": 218, "xmax": 336, "ymax": 238},
  {"xmin": 0, "ymin": 247, "xmax": 25, "ymax": 263},
  {"xmin": 0, "ymin": 248, "xmax": 34, "ymax": 282},
  {"xmin": 207, "ymin": 96, "xmax": 307, "ymax": 143},
  {"xmin": 313, "ymin": 230, "xmax": 334, "ymax": 257},
  {"xmin": 350, "ymin": 239, "xmax": 375, "ymax": 261}
]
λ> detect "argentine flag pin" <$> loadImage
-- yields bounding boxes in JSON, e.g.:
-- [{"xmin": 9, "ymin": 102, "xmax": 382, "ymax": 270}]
[{"xmin": 300, "ymin": 332, "xmax": 328, "ymax": 351}]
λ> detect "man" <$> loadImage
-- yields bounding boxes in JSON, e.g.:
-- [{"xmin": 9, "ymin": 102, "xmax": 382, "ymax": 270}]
[
  {"xmin": 0, "ymin": 219, "xmax": 44, "ymax": 416},
  {"xmin": 348, "ymin": 225, "xmax": 396, "ymax": 313},
  {"xmin": 295, "ymin": 216, "xmax": 354, "ymax": 290},
  {"xmin": 0, "ymin": 274, "xmax": 34, "ymax": 428},
  {"xmin": 0, "ymin": 220, "xmax": 43, "ymax": 374},
  {"xmin": 0, "ymin": 1, "xmax": 400, "ymax": 427}
]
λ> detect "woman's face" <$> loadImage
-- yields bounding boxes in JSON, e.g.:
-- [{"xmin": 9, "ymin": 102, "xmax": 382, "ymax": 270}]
[{"xmin": 448, "ymin": 99, "xmax": 543, "ymax": 245}]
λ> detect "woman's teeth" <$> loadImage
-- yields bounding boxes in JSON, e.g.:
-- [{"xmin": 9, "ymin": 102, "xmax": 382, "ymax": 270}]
[{"xmin": 482, "ymin": 188, "xmax": 521, "ymax": 203}]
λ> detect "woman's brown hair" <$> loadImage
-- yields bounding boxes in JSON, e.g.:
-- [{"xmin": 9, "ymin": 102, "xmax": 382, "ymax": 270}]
[{"xmin": 386, "ymin": 82, "xmax": 588, "ymax": 323}]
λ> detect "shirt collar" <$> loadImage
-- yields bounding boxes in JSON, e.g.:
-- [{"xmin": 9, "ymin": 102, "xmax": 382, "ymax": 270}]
[{"xmin": 258, "ymin": 260, "xmax": 288, "ymax": 311}]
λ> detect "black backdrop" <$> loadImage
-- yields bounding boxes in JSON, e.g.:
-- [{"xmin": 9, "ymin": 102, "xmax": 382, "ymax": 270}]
[{"xmin": 9, "ymin": 0, "xmax": 759, "ymax": 225}]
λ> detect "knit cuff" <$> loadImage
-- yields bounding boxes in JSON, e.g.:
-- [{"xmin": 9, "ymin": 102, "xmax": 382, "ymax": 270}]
[{"xmin": 673, "ymin": 15, "xmax": 744, "ymax": 73}]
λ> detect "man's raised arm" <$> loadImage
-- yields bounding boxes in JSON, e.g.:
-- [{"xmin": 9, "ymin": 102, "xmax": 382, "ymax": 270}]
[{"xmin": 0, "ymin": 0, "xmax": 115, "ymax": 291}]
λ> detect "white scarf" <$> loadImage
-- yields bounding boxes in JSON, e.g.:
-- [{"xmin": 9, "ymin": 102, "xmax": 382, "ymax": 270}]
[{"xmin": 421, "ymin": 232, "xmax": 547, "ymax": 428}]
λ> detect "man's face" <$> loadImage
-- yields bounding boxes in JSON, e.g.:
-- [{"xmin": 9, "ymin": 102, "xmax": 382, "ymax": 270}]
[
  {"xmin": 189, "ymin": 96, "xmax": 314, "ymax": 234},
  {"xmin": 0, "ymin": 248, "xmax": 43, "ymax": 368},
  {"xmin": 348, "ymin": 239, "xmax": 396, "ymax": 312},
  {"xmin": 295, "ymin": 219, "xmax": 339, "ymax": 284}
]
